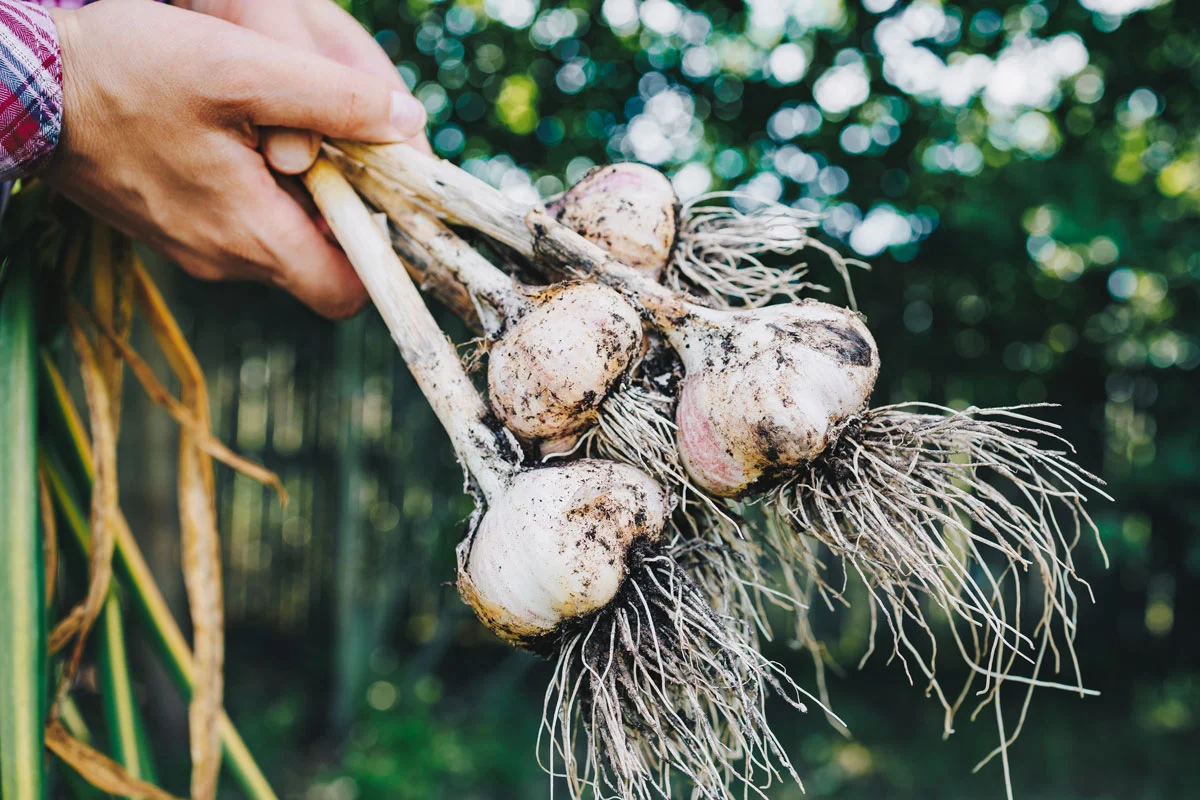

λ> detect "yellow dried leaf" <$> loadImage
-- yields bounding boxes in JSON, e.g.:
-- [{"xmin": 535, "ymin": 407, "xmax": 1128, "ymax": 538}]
[
  {"xmin": 74, "ymin": 300, "xmax": 288, "ymax": 505},
  {"xmin": 50, "ymin": 316, "xmax": 119, "ymax": 705},
  {"xmin": 133, "ymin": 263, "xmax": 223, "ymax": 800},
  {"xmin": 45, "ymin": 720, "xmax": 184, "ymax": 800},
  {"xmin": 38, "ymin": 464, "xmax": 57, "ymax": 606},
  {"xmin": 90, "ymin": 221, "xmax": 136, "ymax": 430}
]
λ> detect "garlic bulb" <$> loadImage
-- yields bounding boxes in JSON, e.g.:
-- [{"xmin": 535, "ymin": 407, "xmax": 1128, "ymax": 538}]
[
  {"xmin": 553, "ymin": 163, "xmax": 679, "ymax": 280},
  {"xmin": 339, "ymin": 179, "xmax": 648, "ymax": 454},
  {"xmin": 486, "ymin": 282, "xmax": 642, "ymax": 444},
  {"xmin": 456, "ymin": 459, "xmax": 669, "ymax": 643},
  {"xmin": 671, "ymin": 301, "xmax": 878, "ymax": 497}
]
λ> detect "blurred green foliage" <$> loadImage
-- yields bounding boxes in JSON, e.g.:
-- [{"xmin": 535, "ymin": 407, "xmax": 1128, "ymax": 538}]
[{"xmin": 133, "ymin": 1, "xmax": 1200, "ymax": 798}]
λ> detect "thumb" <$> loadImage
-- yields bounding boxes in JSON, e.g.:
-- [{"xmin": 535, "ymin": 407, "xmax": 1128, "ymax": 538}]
[{"xmin": 264, "ymin": 128, "xmax": 321, "ymax": 175}]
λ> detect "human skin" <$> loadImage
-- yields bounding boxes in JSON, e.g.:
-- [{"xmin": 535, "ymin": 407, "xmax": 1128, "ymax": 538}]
[
  {"xmin": 177, "ymin": 0, "xmax": 432, "ymax": 171},
  {"xmin": 46, "ymin": 0, "xmax": 428, "ymax": 318}
]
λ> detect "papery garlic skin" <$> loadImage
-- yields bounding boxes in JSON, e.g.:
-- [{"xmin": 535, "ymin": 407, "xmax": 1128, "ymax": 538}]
[
  {"xmin": 487, "ymin": 281, "xmax": 643, "ymax": 444},
  {"xmin": 456, "ymin": 460, "xmax": 671, "ymax": 644},
  {"xmin": 555, "ymin": 163, "xmax": 679, "ymax": 280},
  {"xmin": 674, "ymin": 301, "xmax": 880, "ymax": 497}
]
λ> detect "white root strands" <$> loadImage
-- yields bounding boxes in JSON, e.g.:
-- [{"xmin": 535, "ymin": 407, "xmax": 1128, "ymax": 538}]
[
  {"xmin": 307, "ymin": 156, "xmax": 813, "ymax": 800},
  {"xmin": 539, "ymin": 535, "xmax": 828, "ymax": 800},
  {"xmin": 765, "ymin": 404, "xmax": 1108, "ymax": 747},
  {"xmin": 670, "ymin": 192, "xmax": 868, "ymax": 311}
]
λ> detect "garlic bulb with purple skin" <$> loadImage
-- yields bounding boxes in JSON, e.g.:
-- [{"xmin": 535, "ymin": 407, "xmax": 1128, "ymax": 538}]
[
  {"xmin": 549, "ymin": 162, "xmax": 679, "ymax": 280},
  {"xmin": 670, "ymin": 301, "xmax": 879, "ymax": 497}
]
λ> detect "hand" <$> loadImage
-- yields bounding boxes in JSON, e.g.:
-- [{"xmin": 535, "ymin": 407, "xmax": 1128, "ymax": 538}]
[
  {"xmin": 183, "ymin": 0, "xmax": 431, "ymax": 172},
  {"xmin": 45, "ymin": 0, "xmax": 426, "ymax": 318}
]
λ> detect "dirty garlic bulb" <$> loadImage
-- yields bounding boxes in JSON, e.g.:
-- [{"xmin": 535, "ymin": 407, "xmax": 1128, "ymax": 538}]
[
  {"xmin": 306, "ymin": 158, "xmax": 814, "ymax": 800},
  {"xmin": 484, "ymin": 281, "xmax": 642, "ymax": 448},
  {"xmin": 670, "ymin": 301, "xmax": 879, "ymax": 496},
  {"xmin": 338, "ymin": 167, "xmax": 647, "ymax": 454},
  {"xmin": 550, "ymin": 162, "xmax": 679, "ymax": 280},
  {"xmin": 456, "ymin": 459, "xmax": 668, "ymax": 642}
]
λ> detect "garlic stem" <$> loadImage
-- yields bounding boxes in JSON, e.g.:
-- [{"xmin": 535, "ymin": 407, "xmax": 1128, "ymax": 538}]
[
  {"xmin": 323, "ymin": 147, "xmax": 484, "ymax": 333},
  {"xmin": 347, "ymin": 184, "xmax": 530, "ymax": 335},
  {"xmin": 326, "ymin": 142, "xmax": 703, "ymax": 336},
  {"xmin": 330, "ymin": 141, "xmax": 535, "ymax": 256},
  {"xmin": 304, "ymin": 158, "xmax": 517, "ymax": 499}
]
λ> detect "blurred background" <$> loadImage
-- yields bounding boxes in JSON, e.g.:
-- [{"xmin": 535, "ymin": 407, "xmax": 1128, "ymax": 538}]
[{"xmin": 99, "ymin": 0, "xmax": 1198, "ymax": 797}]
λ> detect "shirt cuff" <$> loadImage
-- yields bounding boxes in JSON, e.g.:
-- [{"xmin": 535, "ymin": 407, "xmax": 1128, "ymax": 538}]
[{"xmin": 0, "ymin": 0, "xmax": 64, "ymax": 181}]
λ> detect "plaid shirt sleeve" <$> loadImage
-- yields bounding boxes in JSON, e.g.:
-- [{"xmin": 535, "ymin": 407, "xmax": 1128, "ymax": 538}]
[{"xmin": 0, "ymin": 0, "xmax": 62, "ymax": 181}]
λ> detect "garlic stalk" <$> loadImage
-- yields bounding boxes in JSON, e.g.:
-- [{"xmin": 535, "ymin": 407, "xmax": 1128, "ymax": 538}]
[
  {"xmin": 331, "ymin": 141, "xmax": 858, "ymax": 309},
  {"xmin": 304, "ymin": 157, "xmax": 815, "ymax": 800}
]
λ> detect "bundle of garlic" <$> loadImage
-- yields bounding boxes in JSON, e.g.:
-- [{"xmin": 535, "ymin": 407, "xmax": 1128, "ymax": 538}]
[
  {"xmin": 323, "ymin": 142, "xmax": 1109, "ymax": 768},
  {"xmin": 304, "ymin": 158, "xmax": 820, "ymax": 800}
]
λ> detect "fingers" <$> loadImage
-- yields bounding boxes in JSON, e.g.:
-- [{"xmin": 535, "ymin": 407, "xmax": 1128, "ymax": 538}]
[
  {"xmin": 297, "ymin": 0, "xmax": 433, "ymax": 154},
  {"xmin": 235, "ymin": 162, "xmax": 368, "ymax": 319},
  {"xmin": 241, "ymin": 43, "xmax": 426, "ymax": 144}
]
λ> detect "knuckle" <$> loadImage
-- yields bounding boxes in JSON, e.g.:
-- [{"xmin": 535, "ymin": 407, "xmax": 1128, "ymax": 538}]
[{"xmin": 332, "ymin": 75, "xmax": 370, "ymax": 132}]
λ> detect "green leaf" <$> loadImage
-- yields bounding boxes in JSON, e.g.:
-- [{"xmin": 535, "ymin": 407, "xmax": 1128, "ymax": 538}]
[
  {"xmin": 0, "ymin": 258, "xmax": 46, "ymax": 800},
  {"xmin": 98, "ymin": 594, "xmax": 158, "ymax": 789}
]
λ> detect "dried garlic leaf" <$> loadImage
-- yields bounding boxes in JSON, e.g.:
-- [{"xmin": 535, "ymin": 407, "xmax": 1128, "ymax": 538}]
[
  {"xmin": 76, "ymin": 300, "xmax": 288, "ymax": 505},
  {"xmin": 50, "ymin": 317, "xmax": 119, "ymax": 705},
  {"xmin": 90, "ymin": 222, "xmax": 136, "ymax": 429},
  {"xmin": 45, "ymin": 720, "xmax": 183, "ymax": 800},
  {"xmin": 133, "ymin": 264, "xmax": 223, "ymax": 800}
]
